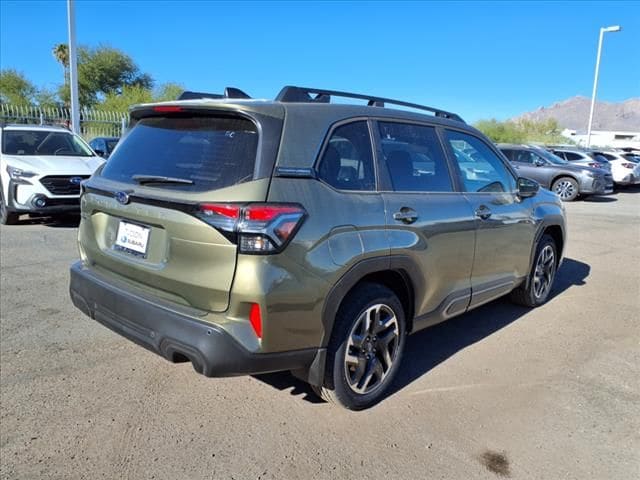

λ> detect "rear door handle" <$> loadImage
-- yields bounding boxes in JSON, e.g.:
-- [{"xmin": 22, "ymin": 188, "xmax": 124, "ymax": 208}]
[
  {"xmin": 475, "ymin": 205, "xmax": 492, "ymax": 220},
  {"xmin": 393, "ymin": 207, "xmax": 418, "ymax": 224}
]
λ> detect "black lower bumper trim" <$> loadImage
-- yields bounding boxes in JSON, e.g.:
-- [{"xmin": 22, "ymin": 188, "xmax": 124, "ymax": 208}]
[{"xmin": 69, "ymin": 261, "xmax": 318, "ymax": 377}]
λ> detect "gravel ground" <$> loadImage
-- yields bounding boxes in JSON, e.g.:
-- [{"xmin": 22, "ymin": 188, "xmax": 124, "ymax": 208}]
[{"xmin": 1, "ymin": 188, "xmax": 639, "ymax": 480}]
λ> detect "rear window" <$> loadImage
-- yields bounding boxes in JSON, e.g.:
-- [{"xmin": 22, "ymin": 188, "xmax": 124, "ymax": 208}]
[{"xmin": 101, "ymin": 115, "xmax": 258, "ymax": 191}]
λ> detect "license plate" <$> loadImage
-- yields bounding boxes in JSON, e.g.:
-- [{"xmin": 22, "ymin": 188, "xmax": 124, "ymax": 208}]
[{"xmin": 114, "ymin": 221, "xmax": 150, "ymax": 256}]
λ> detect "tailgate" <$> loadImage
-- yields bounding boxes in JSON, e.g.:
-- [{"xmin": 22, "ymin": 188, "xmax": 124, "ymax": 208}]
[
  {"xmin": 79, "ymin": 180, "xmax": 270, "ymax": 312},
  {"xmin": 77, "ymin": 107, "xmax": 281, "ymax": 312}
]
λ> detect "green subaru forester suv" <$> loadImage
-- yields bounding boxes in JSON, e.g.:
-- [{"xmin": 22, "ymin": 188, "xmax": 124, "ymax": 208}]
[{"xmin": 70, "ymin": 86, "xmax": 566, "ymax": 409}]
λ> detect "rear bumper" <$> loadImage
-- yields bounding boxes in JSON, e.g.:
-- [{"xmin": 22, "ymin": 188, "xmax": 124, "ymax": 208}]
[
  {"xmin": 615, "ymin": 173, "xmax": 640, "ymax": 185},
  {"xmin": 69, "ymin": 261, "xmax": 318, "ymax": 377},
  {"xmin": 579, "ymin": 176, "xmax": 613, "ymax": 195}
]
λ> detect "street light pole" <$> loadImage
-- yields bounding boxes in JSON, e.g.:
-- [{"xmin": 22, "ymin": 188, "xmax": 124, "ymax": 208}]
[
  {"xmin": 586, "ymin": 25, "xmax": 621, "ymax": 148},
  {"xmin": 67, "ymin": 0, "xmax": 80, "ymax": 134}
]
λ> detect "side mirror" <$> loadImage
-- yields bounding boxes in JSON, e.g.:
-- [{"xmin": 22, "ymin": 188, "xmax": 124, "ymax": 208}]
[
  {"xmin": 534, "ymin": 158, "xmax": 546, "ymax": 167},
  {"xmin": 518, "ymin": 177, "xmax": 539, "ymax": 198},
  {"xmin": 94, "ymin": 149, "xmax": 105, "ymax": 158}
]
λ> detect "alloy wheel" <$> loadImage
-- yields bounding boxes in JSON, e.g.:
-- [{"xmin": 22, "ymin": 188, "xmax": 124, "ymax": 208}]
[
  {"xmin": 533, "ymin": 245, "xmax": 555, "ymax": 299},
  {"xmin": 344, "ymin": 304, "xmax": 400, "ymax": 394},
  {"xmin": 554, "ymin": 180, "xmax": 576, "ymax": 200}
]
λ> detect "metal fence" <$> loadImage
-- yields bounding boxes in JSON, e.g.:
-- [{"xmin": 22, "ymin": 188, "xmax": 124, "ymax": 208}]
[{"xmin": 0, "ymin": 104, "xmax": 128, "ymax": 139}]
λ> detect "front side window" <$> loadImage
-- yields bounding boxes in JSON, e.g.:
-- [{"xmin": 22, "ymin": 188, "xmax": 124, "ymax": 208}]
[
  {"xmin": 2, "ymin": 130, "xmax": 94, "ymax": 156},
  {"xmin": 318, "ymin": 121, "xmax": 375, "ymax": 191},
  {"xmin": 444, "ymin": 130, "xmax": 516, "ymax": 193},
  {"xmin": 513, "ymin": 150, "xmax": 536, "ymax": 164},
  {"xmin": 378, "ymin": 122, "xmax": 452, "ymax": 192},
  {"xmin": 500, "ymin": 149, "xmax": 515, "ymax": 161}
]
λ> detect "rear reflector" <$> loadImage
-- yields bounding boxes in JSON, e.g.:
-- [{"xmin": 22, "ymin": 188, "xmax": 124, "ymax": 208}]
[{"xmin": 249, "ymin": 303, "xmax": 262, "ymax": 338}]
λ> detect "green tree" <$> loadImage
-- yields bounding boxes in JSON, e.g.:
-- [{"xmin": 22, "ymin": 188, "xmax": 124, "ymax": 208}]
[
  {"xmin": 52, "ymin": 43, "xmax": 69, "ymax": 86},
  {"xmin": 154, "ymin": 83, "xmax": 184, "ymax": 102},
  {"xmin": 98, "ymin": 83, "xmax": 185, "ymax": 112},
  {"xmin": 474, "ymin": 118, "xmax": 571, "ymax": 145},
  {"xmin": 100, "ymin": 84, "xmax": 154, "ymax": 111},
  {"xmin": 34, "ymin": 88, "xmax": 61, "ymax": 110},
  {"xmin": 474, "ymin": 119, "xmax": 526, "ymax": 143},
  {"xmin": 57, "ymin": 45, "xmax": 153, "ymax": 106},
  {"xmin": 0, "ymin": 69, "xmax": 36, "ymax": 105}
]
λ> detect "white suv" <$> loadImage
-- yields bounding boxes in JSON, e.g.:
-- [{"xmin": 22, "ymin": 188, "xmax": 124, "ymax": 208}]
[{"xmin": 0, "ymin": 124, "xmax": 104, "ymax": 224}]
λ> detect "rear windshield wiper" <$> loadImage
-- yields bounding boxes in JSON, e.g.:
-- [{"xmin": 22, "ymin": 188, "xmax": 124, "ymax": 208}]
[{"xmin": 131, "ymin": 174, "xmax": 194, "ymax": 185}]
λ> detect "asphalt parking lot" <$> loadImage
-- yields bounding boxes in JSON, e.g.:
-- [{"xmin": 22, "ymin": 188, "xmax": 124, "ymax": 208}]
[{"xmin": 1, "ymin": 188, "xmax": 638, "ymax": 480}]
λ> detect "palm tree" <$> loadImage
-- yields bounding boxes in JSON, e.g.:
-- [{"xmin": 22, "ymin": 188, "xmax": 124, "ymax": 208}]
[{"xmin": 52, "ymin": 43, "xmax": 69, "ymax": 86}]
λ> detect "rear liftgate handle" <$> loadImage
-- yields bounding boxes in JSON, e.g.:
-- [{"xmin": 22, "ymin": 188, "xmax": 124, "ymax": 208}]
[{"xmin": 393, "ymin": 207, "xmax": 418, "ymax": 224}]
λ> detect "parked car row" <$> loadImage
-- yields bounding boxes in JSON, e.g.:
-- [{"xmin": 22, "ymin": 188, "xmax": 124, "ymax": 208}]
[{"xmin": 498, "ymin": 144, "xmax": 639, "ymax": 201}]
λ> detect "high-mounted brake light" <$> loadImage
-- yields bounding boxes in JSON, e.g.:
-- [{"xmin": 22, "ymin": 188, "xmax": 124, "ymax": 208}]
[
  {"xmin": 153, "ymin": 105, "xmax": 184, "ymax": 112},
  {"xmin": 195, "ymin": 203, "xmax": 306, "ymax": 254}
]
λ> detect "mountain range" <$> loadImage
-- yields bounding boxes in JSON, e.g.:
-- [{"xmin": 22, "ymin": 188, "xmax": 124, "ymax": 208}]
[{"xmin": 513, "ymin": 96, "xmax": 640, "ymax": 132}]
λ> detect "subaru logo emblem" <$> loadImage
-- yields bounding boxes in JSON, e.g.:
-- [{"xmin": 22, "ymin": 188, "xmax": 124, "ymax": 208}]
[
  {"xmin": 69, "ymin": 176, "xmax": 83, "ymax": 185},
  {"xmin": 115, "ymin": 191, "xmax": 130, "ymax": 205}
]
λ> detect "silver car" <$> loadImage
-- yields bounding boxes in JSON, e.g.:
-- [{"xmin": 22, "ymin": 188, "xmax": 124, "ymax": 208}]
[
  {"xmin": 546, "ymin": 147, "xmax": 612, "ymax": 173},
  {"xmin": 498, "ymin": 144, "xmax": 613, "ymax": 201}
]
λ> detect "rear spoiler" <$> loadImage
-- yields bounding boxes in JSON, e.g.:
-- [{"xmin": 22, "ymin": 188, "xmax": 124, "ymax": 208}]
[{"xmin": 178, "ymin": 87, "xmax": 251, "ymax": 100}]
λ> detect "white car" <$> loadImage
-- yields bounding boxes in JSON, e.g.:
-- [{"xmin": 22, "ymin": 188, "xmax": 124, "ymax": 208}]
[
  {"xmin": 0, "ymin": 124, "xmax": 105, "ymax": 224},
  {"xmin": 592, "ymin": 150, "xmax": 640, "ymax": 186}
]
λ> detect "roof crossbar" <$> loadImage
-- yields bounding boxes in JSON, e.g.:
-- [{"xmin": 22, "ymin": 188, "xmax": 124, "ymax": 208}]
[
  {"xmin": 275, "ymin": 86, "xmax": 464, "ymax": 123},
  {"xmin": 177, "ymin": 87, "xmax": 251, "ymax": 101}
]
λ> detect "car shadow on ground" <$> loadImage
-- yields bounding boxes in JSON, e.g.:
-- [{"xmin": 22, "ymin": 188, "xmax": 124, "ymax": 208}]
[
  {"xmin": 617, "ymin": 185, "xmax": 640, "ymax": 193},
  {"xmin": 254, "ymin": 257, "xmax": 590, "ymax": 405},
  {"xmin": 582, "ymin": 195, "xmax": 617, "ymax": 203},
  {"xmin": 13, "ymin": 214, "xmax": 81, "ymax": 228}
]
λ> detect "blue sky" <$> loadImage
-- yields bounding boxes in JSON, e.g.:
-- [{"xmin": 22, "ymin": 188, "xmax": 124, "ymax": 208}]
[{"xmin": 1, "ymin": 0, "xmax": 638, "ymax": 122}]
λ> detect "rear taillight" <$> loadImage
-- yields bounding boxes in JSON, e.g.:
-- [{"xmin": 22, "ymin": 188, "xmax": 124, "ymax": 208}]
[
  {"xmin": 196, "ymin": 203, "xmax": 306, "ymax": 254},
  {"xmin": 588, "ymin": 162, "xmax": 602, "ymax": 168},
  {"xmin": 622, "ymin": 162, "xmax": 635, "ymax": 169}
]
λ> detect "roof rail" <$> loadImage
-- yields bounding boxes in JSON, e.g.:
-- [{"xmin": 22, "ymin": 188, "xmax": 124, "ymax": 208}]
[
  {"xmin": 275, "ymin": 86, "xmax": 464, "ymax": 123},
  {"xmin": 177, "ymin": 87, "xmax": 251, "ymax": 101}
]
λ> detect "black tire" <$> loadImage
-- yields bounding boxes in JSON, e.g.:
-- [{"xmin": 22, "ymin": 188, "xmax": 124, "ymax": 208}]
[
  {"xmin": 0, "ymin": 189, "xmax": 20, "ymax": 225},
  {"xmin": 552, "ymin": 177, "xmax": 579, "ymax": 202},
  {"xmin": 510, "ymin": 234, "xmax": 558, "ymax": 307},
  {"xmin": 314, "ymin": 283, "xmax": 406, "ymax": 410}
]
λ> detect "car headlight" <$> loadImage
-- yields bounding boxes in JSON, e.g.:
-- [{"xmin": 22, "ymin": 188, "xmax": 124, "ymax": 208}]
[{"xmin": 6, "ymin": 165, "xmax": 37, "ymax": 183}]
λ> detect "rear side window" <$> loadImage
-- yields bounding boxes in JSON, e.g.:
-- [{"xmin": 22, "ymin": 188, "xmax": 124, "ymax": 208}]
[
  {"xmin": 318, "ymin": 121, "xmax": 375, "ymax": 191},
  {"xmin": 101, "ymin": 115, "xmax": 258, "ymax": 191},
  {"xmin": 444, "ymin": 130, "xmax": 516, "ymax": 193},
  {"xmin": 563, "ymin": 152, "xmax": 583, "ymax": 161},
  {"xmin": 378, "ymin": 122, "xmax": 452, "ymax": 192}
]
